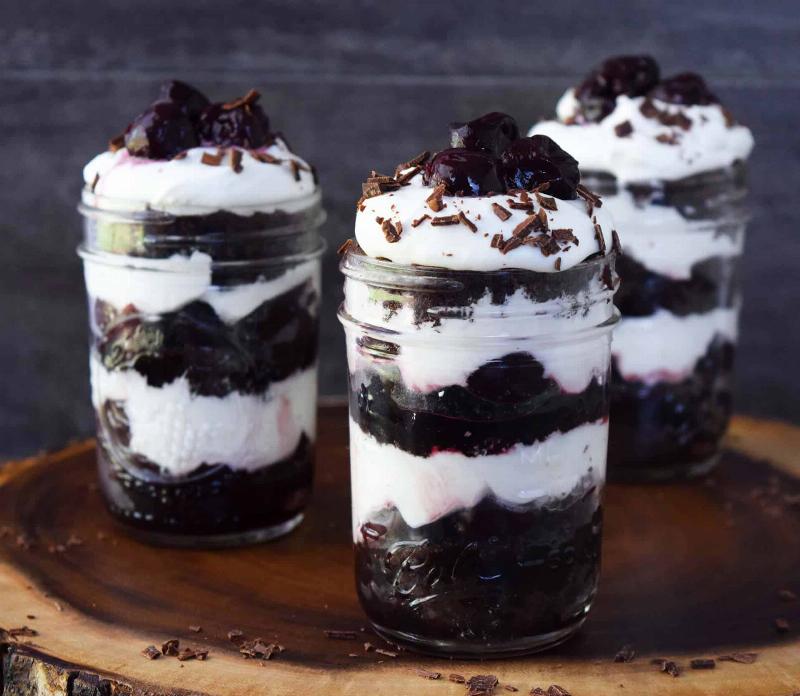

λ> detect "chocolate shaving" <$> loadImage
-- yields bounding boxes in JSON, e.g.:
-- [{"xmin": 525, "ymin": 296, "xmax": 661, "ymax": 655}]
[
  {"xmin": 535, "ymin": 192, "xmax": 558, "ymax": 211},
  {"xmin": 530, "ymin": 689, "xmax": 547, "ymax": 696},
  {"xmin": 718, "ymin": 652, "xmax": 758, "ymax": 664},
  {"xmin": 501, "ymin": 236, "xmax": 523, "ymax": 254},
  {"xmin": 554, "ymin": 257, "xmax": 562, "ymax": 270},
  {"xmin": 395, "ymin": 151, "xmax": 430, "ymax": 178},
  {"xmin": 178, "ymin": 647, "xmax": 208, "ymax": 662},
  {"xmin": 141, "ymin": 645, "xmax": 160, "ymax": 660},
  {"xmin": 512, "ymin": 214, "xmax": 539, "ymax": 239},
  {"xmin": 653, "ymin": 659, "xmax": 681, "ymax": 677},
  {"xmin": 594, "ymin": 224, "xmax": 607, "ymax": 254},
  {"xmin": 576, "ymin": 184, "xmax": 602, "ymax": 208},
  {"xmin": 323, "ymin": 629, "xmax": 358, "ymax": 640},
  {"xmin": 240, "ymin": 639, "xmax": 276, "ymax": 660},
  {"xmin": 201, "ymin": 151, "xmax": 223, "ymax": 166},
  {"xmin": 722, "ymin": 108, "xmax": 737, "ymax": 128},
  {"xmin": 614, "ymin": 643, "xmax": 636, "ymax": 663},
  {"xmin": 775, "ymin": 617, "xmax": 791, "ymax": 633},
  {"xmin": 415, "ymin": 668, "xmax": 441, "ymax": 680},
  {"xmin": 492, "ymin": 203, "xmax": 511, "ymax": 221},
  {"xmin": 229, "ymin": 149, "xmax": 243, "ymax": 173},
  {"xmin": 171, "ymin": 151, "xmax": 188, "ymax": 160},
  {"xmin": 289, "ymin": 160, "xmax": 302, "ymax": 181},
  {"xmin": 551, "ymin": 228, "xmax": 577, "ymax": 244},
  {"xmin": 162, "ymin": 639, "xmax": 180, "ymax": 656},
  {"xmin": 430, "ymin": 214, "xmax": 460, "ymax": 226},
  {"xmin": 640, "ymin": 99, "xmax": 659, "ymax": 119},
  {"xmin": 222, "ymin": 89, "xmax": 260, "ymax": 111},
  {"xmin": 337, "ymin": 238, "xmax": 356, "ymax": 256},
  {"xmin": 508, "ymin": 201, "xmax": 534, "ymax": 212},
  {"xmin": 458, "ymin": 211, "xmax": 478, "ymax": 232},
  {"xmin": 90, "ymin": 173, "xmax": 100, "ymax": 192},
  {"xmin": 411, "ymin": 214, "xmax": 430, "ymax": 227},
  {"xmin": 8, "ymin": 626, "xmax": 37, "ymax": 639},
  {"xmin": 108, "ymin": 134, "xmax": 125, "ymax": 153},
  {"xmin": 374, "ymin": 648, "xmax": 397, "ymax": 658},
  {"xmin": 467, "ymin": 674, "xmax": 499, "ymax": 696},
  {"xmin": 381, "ymin": 219, "xmax": 401, "ymax": 243},
  {"xmin": 614, "ymin": 120, "xmax": 633, "ymax": 138},
  {"xmin": 655, "ymin": 132, "xmax": 679, "ymax": 145},
  {"xmin": 690, "ymin": 658, "xmax": 716, "ymax": 670},
  {"xmin": 395, "ymin": 166, "xmax": 421, "ymax": 185},
  {"xmin": 449, "ymin": 674, "xmax": 466, "ymax": 684},
  {"xmin": 611, "ymin": 229, "xmax": 623, "ymax": 254},
  {"xmin": 490, "ymin": 233, "xmax": 505, "ymax": 249},
  {"xmin": 504, "ymin": 687, "xmax": 518, "ymax": 693},
  {"xmin": 426, "ymin": 184, "xmax": 446, "ymax": 212},
  {"xmin": 252, "ymin": 151, "xmax": 281, "ymax": 164}
]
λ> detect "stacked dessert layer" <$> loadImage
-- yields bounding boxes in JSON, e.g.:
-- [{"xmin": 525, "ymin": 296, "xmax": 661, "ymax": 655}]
[
  {"xmin": 342, "ymin": 115, "xmax": 617, "ymax": 643},
  {"xmin": 531, "ymin": 56, "xmax": 753, "ymax": 473},
  {"xmin": 81, "ymin": 82, "xmax": 322, "ymax": 534}
]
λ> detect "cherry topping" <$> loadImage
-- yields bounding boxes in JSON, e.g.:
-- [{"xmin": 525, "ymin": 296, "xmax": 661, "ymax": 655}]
[
  {"xmin": 649, "ymin": 72, "xmax": 718, "ymax": 106},
  {"xmin": 423, "ymin": 148, "xmax": 504, "ymax": 196},
  {"xmin": 158, "ymin": 80, "xmax": 210, "ymax": 120},
  {"xmin": 124, "ymin": 101, "xmax": 198, "ymax": 159},
  {"xmin": 449, "ymin": 112, "xmax": 520, "ymax": 156},
  {"xmin": 499, "ymin": 135, "xmax": 580, "ymax": 199},
  {"xmin": 197, "ymin": 91, "xmax": 273, "ymax": 149},
  {"xmin": 575, "ymin": 55, "xmax": 660, "ymax": 122}
]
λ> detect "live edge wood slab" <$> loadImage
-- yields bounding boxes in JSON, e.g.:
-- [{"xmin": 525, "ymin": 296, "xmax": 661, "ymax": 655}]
[{"xmin": 1, "ymin": 407, "xmax": 800, "ymax": 696}]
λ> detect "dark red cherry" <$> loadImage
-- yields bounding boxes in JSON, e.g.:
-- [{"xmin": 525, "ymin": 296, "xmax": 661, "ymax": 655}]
[
  {"xmin": 124, "ymin": 101, "xmax": 198, "ymax": 159},
  {"xmin": 449, "ymin": 112, "xmax": 520, "ymax": 155},
  {"xmin": 423, "ymin": 148, "xmax": 504, "ymax": 196},
  {"xmin": 649, "ymin": 72, "xmax": 718, "ymax": 106},
  {"xmin": 499, "ymin": 135, "xmax": 580, "ymax": 199},
  {"xmin": 158, "ymin": 80, "xmax": 209, "ymax": 120},
  {"xmin": 197, "ymin": 91, "xmax": 273, "ymax": 149},
  {"xmin": 575, "ymin": 55, "xmax": 660, "ymax": 122}
]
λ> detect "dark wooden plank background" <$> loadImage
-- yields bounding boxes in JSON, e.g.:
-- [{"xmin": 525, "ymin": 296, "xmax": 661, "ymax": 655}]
[{"xmin": 1, "ymin": 0, "xmax": 798, "ymax": 457}]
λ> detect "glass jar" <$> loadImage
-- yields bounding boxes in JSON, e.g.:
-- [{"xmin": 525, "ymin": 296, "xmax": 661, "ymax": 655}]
[
  {"xmin": 587, "ymin": 166, "xmax": 748, "ymax": 481},
  {"xmin": 78, "ymin": 195, "xmax": 325, "ymax": 547},
  {"xmin": 338, "ymin": 248, "xmax": 618, "ymax": 656}
]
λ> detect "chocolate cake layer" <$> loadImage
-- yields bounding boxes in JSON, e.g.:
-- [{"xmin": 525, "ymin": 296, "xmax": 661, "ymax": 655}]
[
  {"xmin": 97, "ymin": 412, "xmax": 313, "ymax": 536},
  {"xmin": 608, "ymin": 337, "xmax": 734, "ymax": 475},
  {"xmin": 355, "ymin": 482, "xmax": 602, "ymax": 644},
  {"xmin": 95, "ymin": 278, "xmax": 318, "ymax": 398},
  {"xmin": 350, "ymin": 353, "xmax": 608, "ymax": 458},
  {"xmin": 615, "ymin": 254, "xmax": 740, "ymax": 317}
]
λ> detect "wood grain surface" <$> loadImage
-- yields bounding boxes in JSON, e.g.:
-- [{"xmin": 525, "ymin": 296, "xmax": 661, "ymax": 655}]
[{"xmin": 1, "ymin": 406, "xmax": 800, "ymax": 695}]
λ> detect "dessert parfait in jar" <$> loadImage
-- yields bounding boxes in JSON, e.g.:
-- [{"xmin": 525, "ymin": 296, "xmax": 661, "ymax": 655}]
[
  {"xmin": 79, "ymin": 82, "xmax": 324, "ymax": 546},
  {"xmin": 339, "ymin": 113, "xmax": 619, "ymax": 655},
  {"xmin": 532, "ymin": 56, "xmax": 754, "ymax": 481}
]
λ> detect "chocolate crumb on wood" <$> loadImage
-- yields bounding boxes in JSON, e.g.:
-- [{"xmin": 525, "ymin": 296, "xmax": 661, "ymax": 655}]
[
  {"xmin": 530, "ymin": 689, "xmax": 547, "ymax": 696},
  {"xmin": 178, "ymin": 647, "xmax": 208, "ymax": 662},
  {"xmin": 690, "ymin": 658, "xmax": 716, "ymax": 669},
  {"xmin": 8, "ymin": 626, "xmax": 37, "ymax": 639},
  {"xmin": 414, "ymin": 668, "xmax": 441, "ymax": 680},
  {"xmin": 504, "ymin": 686, "xmax": 519, "ymax": 692},
  {"xmin": 240, "ymin": 639, "xmax": 277, "ymax": 660},
  {"xmin": 141, "ymin": 645, "xmax": 160, "ymax": 660},
  {"xmin": 547, "ymin": 687, "xmax": 572, "ymax": 696},
  {"xmin": 654, "ymin": 659, "xmax": 681, "ymax": 677},
  {"xmin": 323, "ymin": 629, "xmax": 358, "ymax": 640},
  {"xmin": 161, "ymin": 638, "xmax": 180, "ymax": 656},
  {"xmin": 614, "ymin": 644, "xmax": 636, "ymax": 662},
  {"xmin": 449, "ymin": 674, "xmax": 466, "ymax": 684},
  {"xmin": 718, "ymin": 652, "xmax": 758, "ymax": 664},
  {"xmin": 467, "ymin": 674, "xmax": 499, "ymax": 696}
]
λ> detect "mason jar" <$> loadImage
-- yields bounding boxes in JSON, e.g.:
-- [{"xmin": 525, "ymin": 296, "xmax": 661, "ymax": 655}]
[
  {"xmin": 338, "ymin": 247, "xmax": 618, "ymax": 656},
  {"xmin": 78, "ymin": 193, "xmax": 325, "ymax": 546},
  {"xmin": 587, "ymin": 165, "xmax": 748, "ymax": 481}
]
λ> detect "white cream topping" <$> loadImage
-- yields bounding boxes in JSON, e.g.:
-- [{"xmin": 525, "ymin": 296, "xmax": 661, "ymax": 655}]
[
  {"xmin": 343, "ymin": 278, "xmax": 614, "ymax": 393},
  {"xmin": 90, "ymin": 357, "xmax": 317, "ymax": 476},
  {"xmin": 349, "ymin": 418, "xmax": 607, "ymax": 532},
  {"xmin": 612, "ymin": 306, "xmax": 739, "ymax": 383},
  {"xmin": 355, "ymin": 172, "xmax": 614, "ymax": 272},
  {"xmin": 82, "ymin": 139, "xmax": 318, "ymax": 215},
  {"xmin": 530, "ymin": 91, "xmax": 754, "ymax": 184},
  {"xmin": 602, "ymin": 190, "xmax": 745, "ymax": 279},
  {"xmin": 83, "ymin": 253, "xmax": 319, "ymax": 323}
]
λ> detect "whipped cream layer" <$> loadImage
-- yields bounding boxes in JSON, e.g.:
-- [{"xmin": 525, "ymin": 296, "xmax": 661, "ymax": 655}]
[
  {"xmin": 602, "ymin": 191, "xmax": 745, "ymax": 279},
  {"xmin": 350, "ymin": 418, "xmax": 607, "ymax": 532},
  {"xmin": 612, "ymin": 306, "xmax": 738, "ymax": 383},
  {"xmin": 84, "ymin": 253, "xmax": 320, "ymax": 324},
  {"xmin": 355, "ymin": 171, "xmax": 614, "ymax": 272},
  {"xmin": 91, "ymin": 357, "xmax": 316, "ymax": 476},
  {"xmin": 344, "ymin": 278, "xmax": 614, "ymax": 393},
  {"xmin": 83, "ymin": 138, "xmax": 318, "ymax": 215},
  {"xmin": 530, "ymin": 91, "xmax": 754, "ymax": 183}
]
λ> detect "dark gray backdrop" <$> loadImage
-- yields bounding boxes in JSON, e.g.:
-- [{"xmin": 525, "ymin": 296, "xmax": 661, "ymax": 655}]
[{"xmin": 2, "ymin": 0, "xmax": 798, "ymax": 457}]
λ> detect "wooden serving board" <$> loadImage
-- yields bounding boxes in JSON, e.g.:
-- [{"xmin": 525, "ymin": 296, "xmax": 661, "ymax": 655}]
[{"xmin": 1, "ymin": 406, "xmax": 800, "ymax": 696}]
